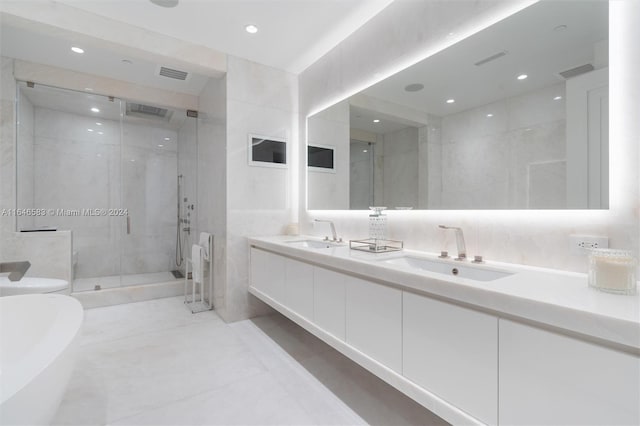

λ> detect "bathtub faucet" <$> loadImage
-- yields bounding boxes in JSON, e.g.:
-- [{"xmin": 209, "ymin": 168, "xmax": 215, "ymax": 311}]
[{"xmin": 0, "ymin": 261, "xmax": 31, "ymax": 281}]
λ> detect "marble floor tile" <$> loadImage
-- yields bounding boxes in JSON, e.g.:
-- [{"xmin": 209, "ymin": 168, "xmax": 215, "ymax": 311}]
[
  {"xmin": 235, "ymin": 315, "xmax": 448, "ymax": 426},
  {"xmin": 54, "ymin": 314, "xmax": 266, "ymax": 424},
  {"xmin": 80, "ymin": 296, "xmax": 221, "ymax": 346},
  {"xmin": 109, "ymin": 371, "xmax": 315, "ymax": 426},
  {"xmin": 54, "ymin": 297, "xmax": 448, "ymax": 426}
]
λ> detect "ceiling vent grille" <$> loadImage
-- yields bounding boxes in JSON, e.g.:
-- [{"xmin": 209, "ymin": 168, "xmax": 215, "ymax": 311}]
[
  {"xmin": 558, "ymin": 63, "xmax": 595, "ymax": 79},
  {"xmin": 158, "ymin": 66, "xmax": 189, "ymax": 81},
  {"xmin": 474, "ymin": 51, "xmax": 508, "ymax": 66},
  {"xmin": 126, "ymin": 102, "xmax": 173, "ymax": 121}
]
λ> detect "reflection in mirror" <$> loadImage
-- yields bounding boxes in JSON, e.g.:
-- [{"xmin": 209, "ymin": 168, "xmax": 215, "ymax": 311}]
[{"xmin": 307, "ymin": 0, "xmax": 609, "ymax": 210}]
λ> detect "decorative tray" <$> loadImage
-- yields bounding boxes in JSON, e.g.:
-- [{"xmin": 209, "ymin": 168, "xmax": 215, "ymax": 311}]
[{"xmin": 349, "ymin": 238, "xmax": 403, "ymax": 253}]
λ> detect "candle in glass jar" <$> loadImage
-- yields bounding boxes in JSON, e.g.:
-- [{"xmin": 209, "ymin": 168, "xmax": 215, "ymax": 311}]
[{"xmin": 588, "ymin": 249, "xmax": 637, "ymax": 295}]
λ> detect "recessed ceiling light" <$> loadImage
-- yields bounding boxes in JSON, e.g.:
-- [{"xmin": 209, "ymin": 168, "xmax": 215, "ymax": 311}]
[
  {"xmin": 158, "ymin": 144, "xmax": 164, "ymax": 147},
  {"xmin": 149, "ymin": 0, "xmax": 179, "ymax": 7},
  {"xmin": 96, "ymin": 122, "xmax": 102, "ymax": 126},
  {"xmin": 87, "ymin": 128, "xmax": 94, "ymax": 132},
  {"xmin": 446, "ymin": 99, "xmax": 455, "ymax": 104},
  {"xmin": 373, "ymin": 119, "xmax": 380, "ymax": 123},
  {"xmin": 245, "ymin": 24, "xmax": 258, "ymax": 34},
  {"xmin": 517, "ymin": 74, "xmax": 528, "ymax": 80},
  {"xmin": 71, "ymin": 46, "xmax": 84, "ymax": 54},
  {"xmin": 363, "ymin": 150, "xmax": 368, "ymax": 153},
  {"xmin": 98, "ymin": 132, "xmax": 104, "ymax": 135},
  {"xmin": 130, "ymin": 159, "xmax": 136, "ymax": 162},
  {"xmin": 486, "ymin": 113, "xmax": 494, "ymax": 117},
  {"xmin": 90, "ymin": 107, "xmax": 100, "ymax": 113},
  {"xmin": 164, "ymin": 137, "xmax": 170, "ymax": 141},
  {"xmin": 404, "ymin": 83, "xmax": 424, "ymax": 92},
  {"xmin": 554, "ymin": 96, "xmax": 563, "ymax": 101}
]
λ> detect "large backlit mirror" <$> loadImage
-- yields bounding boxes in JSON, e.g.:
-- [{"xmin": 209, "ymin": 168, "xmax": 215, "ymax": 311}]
[{"xmin": 307, "ymin": 1, "xmax": 609, "ymax": 210}]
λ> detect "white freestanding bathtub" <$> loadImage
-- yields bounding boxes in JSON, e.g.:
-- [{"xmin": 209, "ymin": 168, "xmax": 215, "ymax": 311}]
[
  {"xmin": 0, "ymin": 294, "xmax": 83, "ymax": 425},
  {"xmin": 0, "ymin": 277, "xmax": 68, "ymax": 297}
]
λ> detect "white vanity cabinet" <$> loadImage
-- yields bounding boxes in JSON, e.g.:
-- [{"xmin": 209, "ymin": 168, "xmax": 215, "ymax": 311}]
[
  {"xmin": 313, "ymin": 267, "xmax": 346, "ymax": 340},
  {"xmin": 249, "ymin": 247, "xmax": 286, "ymax": 303},
  {"xmin": 499, "ymin": 319, "xmax": 640, "ymax": 426},
  {"xmin": 403, "ymin": 292, "xmax": 498, "ymax": 425},
  {"xmin": 249, "ymin": 240, "xmax": 640, "ymax": 426},
  {"xmin": 283, "ymin": 257, "xmax": 314, "ymax": 320},
  {"xmin": 345, "ymin": 276, "xmax": 403, "ymax": 373}
]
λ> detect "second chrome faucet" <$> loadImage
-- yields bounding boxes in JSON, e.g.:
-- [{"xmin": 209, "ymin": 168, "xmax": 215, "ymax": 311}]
[
  {"xmin": 315, "ymin": 219, "xmax": 342, "ymax": 242},
  {"xmin": 439, "ymin": 225, "xmax": 467, "ymax": 261}
]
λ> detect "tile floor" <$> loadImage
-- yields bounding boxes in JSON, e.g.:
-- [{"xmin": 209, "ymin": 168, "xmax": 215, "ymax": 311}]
[{"xmin": 53, "ymin": 296, "xmax": 448, "ymax": 425}]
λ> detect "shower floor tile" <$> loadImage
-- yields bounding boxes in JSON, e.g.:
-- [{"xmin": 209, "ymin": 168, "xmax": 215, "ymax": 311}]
[{"xmin": 52, "ymin": 296, "xmax": 448, "ymax": 426}]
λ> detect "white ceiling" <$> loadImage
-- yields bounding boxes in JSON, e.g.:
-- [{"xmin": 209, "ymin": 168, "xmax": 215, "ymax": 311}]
[
  {"xmin": 361, "ymin": 0, "xmax": 608, "ymax": 117},
  {"xmin": 0, "ymin": 21, "xmax": 212, "ymax": 96},
  {"xmin": 54, "ymin": 0, "xmax": 394, "ymax": 74}
]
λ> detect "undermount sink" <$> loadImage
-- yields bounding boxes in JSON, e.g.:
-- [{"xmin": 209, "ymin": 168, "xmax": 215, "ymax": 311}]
[
  {"xmin": 378, "ymin": 255, "xmax": 513, "ymax": 282},
  {"xmin": 285, "ymin": 240, "xmax": 341, "ymax": 249}
]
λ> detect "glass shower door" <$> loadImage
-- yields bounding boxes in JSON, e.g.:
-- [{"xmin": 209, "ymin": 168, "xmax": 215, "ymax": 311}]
[{"xmin": 119, "ymin": 102, "xmax": 197, "ymax": 286}]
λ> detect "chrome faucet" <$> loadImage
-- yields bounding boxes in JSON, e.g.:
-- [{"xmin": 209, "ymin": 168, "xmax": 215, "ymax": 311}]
[
  {"xmin": 439, "ymin": 225, "xmax": 466, "ymax": 261},
  {"xmin": 314, "ymin": 219, "xmax": 341, "ymax": 242},
  {"xmin": 0, "ymin": 261, "xmax": 31, "ymax": 281}
]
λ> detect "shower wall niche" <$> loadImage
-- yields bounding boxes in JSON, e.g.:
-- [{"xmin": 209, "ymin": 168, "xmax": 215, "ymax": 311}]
[{"xmin": 16, "ymin": 82, "xmax": 198, "ymax": 291}]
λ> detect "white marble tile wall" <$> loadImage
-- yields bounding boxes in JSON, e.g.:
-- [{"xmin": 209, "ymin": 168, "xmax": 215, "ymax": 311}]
[
  {"xmin": 224, "ymin": 55, "xmax": 297, "ymax": 321},
  {"xmin": 299, "ymin": 1, "xmax": 640, "ymax": 274},
  {"xmin": 2, "ymin": 230, "xmax": 72, "ymax": 281},
  {"xmin": 438, "ymin": 83, "xmax": 566, "ymax": 209}
]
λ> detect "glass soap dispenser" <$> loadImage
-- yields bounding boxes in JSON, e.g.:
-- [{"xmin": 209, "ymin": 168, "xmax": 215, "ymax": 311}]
[{"xmin": 369, "ymin": 206, "xmax": 387, "ymax": 240}]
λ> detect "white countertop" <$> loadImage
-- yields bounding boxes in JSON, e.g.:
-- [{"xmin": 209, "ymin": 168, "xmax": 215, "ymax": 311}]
[{"xmin": 249, "ymin": 235, "xmax": 640, "ymax": 351}]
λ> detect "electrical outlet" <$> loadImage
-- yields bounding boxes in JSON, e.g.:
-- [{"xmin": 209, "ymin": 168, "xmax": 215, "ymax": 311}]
[{"xmin": 569, "ymin": 235, "xmax": 609, "ymax": 255}]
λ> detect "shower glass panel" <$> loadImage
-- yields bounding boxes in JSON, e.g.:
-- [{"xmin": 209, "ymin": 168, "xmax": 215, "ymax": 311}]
[
  {"xmin": 350, "ymin": 140, "xmax": 375, "ymax": 209},
  {"xmin": 16, "ymin": 82, "xmax": 123, "ymax": 289},
  {"xmin": 120, "ymin": 101, "xmax": 198, "ymax": 285},
  {"xmin": 15, "ymin": 82, "xmax": 196, "ymax": 291}
]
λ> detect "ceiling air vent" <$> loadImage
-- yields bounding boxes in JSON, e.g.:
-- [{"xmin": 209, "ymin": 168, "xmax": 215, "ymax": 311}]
[
  {"xmin": 474, "ymin": 51, "xmax": 508, "ymax": 67},
  {"xmin": 558, "ymin": 63, "xmax": 594, "ymax": 79},
  {"xmin": 126, "ymin": 102, "xmax": 173, "ymax": 121},
  {"xmin": 158, "ymin": 66, "xmax": 189, "ymax": 81}
]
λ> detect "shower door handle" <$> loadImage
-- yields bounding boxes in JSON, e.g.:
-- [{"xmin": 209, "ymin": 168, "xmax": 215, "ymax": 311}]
[{"xmin": 126, "ymin": 214, "xmax": 131, "ymax": 235}]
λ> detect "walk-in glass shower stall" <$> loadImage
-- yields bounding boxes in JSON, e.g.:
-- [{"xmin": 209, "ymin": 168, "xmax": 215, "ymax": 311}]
[{"xmin": 16, "ymin": 82, "xmax": 197, "ymax": 292}]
